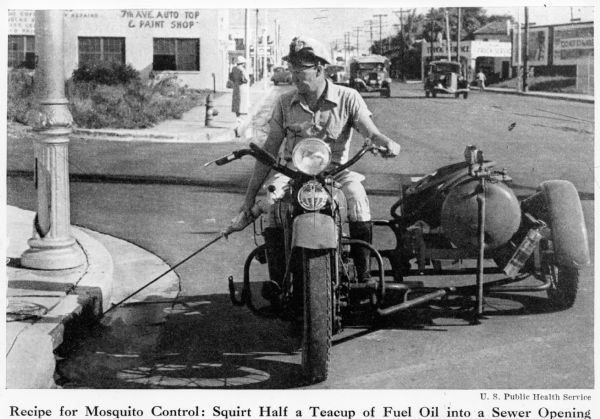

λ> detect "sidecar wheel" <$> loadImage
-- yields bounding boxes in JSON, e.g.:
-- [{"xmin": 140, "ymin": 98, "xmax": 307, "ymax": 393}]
[
  {"xmin": 545, "ymin": 262, "xmax": 579, "ymax": 309},
  {"xmin": 301, "ymin": 248, "xmax": 333, "ymax": 383}
]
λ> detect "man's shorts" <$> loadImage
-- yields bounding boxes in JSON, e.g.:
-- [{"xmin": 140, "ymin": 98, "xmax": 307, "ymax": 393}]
[{"xmin": 263, "ymin": 170, "xmax": 371, "ymax": 227}]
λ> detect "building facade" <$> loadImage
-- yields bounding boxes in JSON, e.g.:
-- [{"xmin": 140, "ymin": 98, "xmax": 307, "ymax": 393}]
[{"xmin": 8, "ymin": 9, "xmax": 232, "ymax": 91}]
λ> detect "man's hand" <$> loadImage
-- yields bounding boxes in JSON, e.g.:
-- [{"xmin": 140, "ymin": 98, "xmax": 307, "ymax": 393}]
[
  {"xmin": 381, "ymin": 141, "xmax": 401, "ymax": 158},
  {"xmin": 221, "ymin": 210, "xmax": 253, "ymax": 237}
]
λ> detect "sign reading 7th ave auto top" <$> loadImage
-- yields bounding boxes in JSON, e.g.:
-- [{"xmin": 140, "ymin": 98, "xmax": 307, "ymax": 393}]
[{"xmin": 120, "ymin": 9, "xmax": 201, "ymax": 29}]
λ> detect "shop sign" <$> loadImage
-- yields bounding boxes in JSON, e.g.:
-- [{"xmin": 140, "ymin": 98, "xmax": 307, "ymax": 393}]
[
  {"xmin": 8, "ymin": 10, "xmax": 34, "ymax": 35},
  {"xmin": 471, "ymin": 41, "xmax": 512, "ymax": 58},
  {"xmin": 120, "ymin": 9, "xmax": 201, "ymax": 29},
  {"xmin": 553, "ymin": 23, "xmax": 593, "ymax": 64},
  {"xmin": 423, "ymin": 42, "xmax": 470, "ymax": 57}
]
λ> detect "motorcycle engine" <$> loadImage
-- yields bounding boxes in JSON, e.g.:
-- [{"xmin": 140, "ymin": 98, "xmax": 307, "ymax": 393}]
[{"xmin": 440, "ymin": 179, "xmax": 521, "ymax": 250}]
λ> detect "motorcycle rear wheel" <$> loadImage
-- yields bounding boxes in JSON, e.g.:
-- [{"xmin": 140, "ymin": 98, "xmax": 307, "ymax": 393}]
[
  {"xmin": 301, "ymin": 248, "xmax": 333, "ymax": 383},
  {"xmin": 545, "ymin": 262, "xmax": 579, "ymax": 309}
]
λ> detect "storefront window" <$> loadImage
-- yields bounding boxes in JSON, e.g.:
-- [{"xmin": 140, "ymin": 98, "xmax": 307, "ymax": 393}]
[
  {"xmin": 78, "ymin": 37, "xmax": 125, "ymax": 67},
  {"xmin": 153, "ymin": 38, "xmax": 200, "ymax": 71},
  {"xmin": 8, "ymin": 35, "xmax": 35, "ymax": 69}
]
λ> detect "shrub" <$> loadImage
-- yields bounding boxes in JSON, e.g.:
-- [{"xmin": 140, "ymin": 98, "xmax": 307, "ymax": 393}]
[
  {"xmin": 7, "ymin": 68, "xmax": 38, "ymax": 123},
  {"xmin": 8, "ymin": 66, "xmax": 208, "ymax": 129},
  {"xmin": 71, "ymin": 62, "xmax": 140, "ymax": 85}
]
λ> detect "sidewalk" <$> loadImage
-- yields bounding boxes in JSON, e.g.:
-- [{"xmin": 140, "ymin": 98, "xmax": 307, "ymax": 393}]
[
  {"xmin": 5, "ymin": 207, "xmax": 179, "ymax": 388},
  {"xmin": 5, "ymin": 83, "xmax": 274, "ymax": 389},
  {"xmin": 73, "ymin": 82, "xmax": 276, "ymax": 143},
  {"xmin": 483, "ymin": 86, "xmax": 594, "ymax": 104}
]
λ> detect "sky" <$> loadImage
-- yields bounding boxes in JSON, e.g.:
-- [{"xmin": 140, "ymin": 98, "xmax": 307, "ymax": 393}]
[{"xmin": 229, "ymin": 6, "xmax": 594, "ymax": 56}]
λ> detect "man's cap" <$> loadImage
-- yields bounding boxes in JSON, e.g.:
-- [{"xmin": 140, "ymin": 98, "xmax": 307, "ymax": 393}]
[
  {"xmin": 236, "ymin": 55, "xmax": 247, "ymax": 64},
  {"xmin": 283, "ymin": 36, "xmax": 330, "ymax": 66}
]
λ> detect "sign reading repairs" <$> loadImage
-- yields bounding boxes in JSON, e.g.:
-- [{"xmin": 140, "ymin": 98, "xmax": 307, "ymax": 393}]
[{"xmin": 121, "ymin": 9, "xmax": 201, "ymax": 29}]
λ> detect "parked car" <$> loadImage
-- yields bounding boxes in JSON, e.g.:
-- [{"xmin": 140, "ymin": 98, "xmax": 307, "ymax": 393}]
[
  {"xmin": 325, "ymin": 64, "xmax": 349, "ymax": 85},
  {"xmin": 348, "ymin": 55, "xmax": 391, "ymax": 97},
  {"xmin": 424, "ymin": 61, "xmax": 469, "ymax": 98},
  {"xmin": 271, "ymin": 66, "xmax": 292, "ymax": 85}
]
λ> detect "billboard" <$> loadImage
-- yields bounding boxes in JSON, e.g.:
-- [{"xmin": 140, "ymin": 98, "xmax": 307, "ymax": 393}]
[
  {"xmin": 512, "ymin": 27, "xmax": 549, "ymax": 66},
  {"xmin": 553, "ymin": 23, "xmax": 594, "ymax": 64}
]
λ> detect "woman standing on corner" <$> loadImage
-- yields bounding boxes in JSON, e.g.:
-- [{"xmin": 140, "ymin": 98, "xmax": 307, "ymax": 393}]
[{"xmin": 231, "ymin": 55, "xmax": 250, "ymax": 137}]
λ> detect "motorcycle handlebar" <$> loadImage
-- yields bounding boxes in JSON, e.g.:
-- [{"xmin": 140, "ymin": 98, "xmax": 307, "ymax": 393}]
[{"xmin": 211, "ymin": 142, "xmax": 384, "ymax": 179}]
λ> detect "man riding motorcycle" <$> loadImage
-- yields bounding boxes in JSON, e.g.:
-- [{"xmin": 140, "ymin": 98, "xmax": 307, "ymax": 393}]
[{"xmin": 225, "ymin": 36, "xmax": 401, "ymax": 301}]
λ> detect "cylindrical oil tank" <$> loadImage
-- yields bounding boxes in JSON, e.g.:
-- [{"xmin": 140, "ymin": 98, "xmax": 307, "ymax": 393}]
[{"xmin": 441, "ymin": 179, "xmax": 521, "ymax": 250}]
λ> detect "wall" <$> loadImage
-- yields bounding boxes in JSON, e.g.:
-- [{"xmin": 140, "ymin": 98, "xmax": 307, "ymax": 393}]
[{"xmin": 62, "ymin": 9, "xmax": 229, "ymax": 90}]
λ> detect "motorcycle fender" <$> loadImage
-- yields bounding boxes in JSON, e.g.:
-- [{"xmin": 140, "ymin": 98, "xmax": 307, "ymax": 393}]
[
  {"xmin": 291, "ymin": 213, "xmax": 338, "ymax": 250},
  {"xmin": 540, "ymin": 180, "xmax": 590, "ymax": 268}
]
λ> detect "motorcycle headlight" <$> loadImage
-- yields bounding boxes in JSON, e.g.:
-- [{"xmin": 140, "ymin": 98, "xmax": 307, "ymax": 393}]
[
  {"xmin": 292, "ymin": 138, "xmax": 331, "ymax": 176},
  {"xmin": 297, "ymin": 180, "xmax": 329, "ymax": 211}
]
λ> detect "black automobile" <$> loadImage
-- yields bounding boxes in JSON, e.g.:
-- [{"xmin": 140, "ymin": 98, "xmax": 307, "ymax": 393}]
[
  {"xmin": 424, "ymin": 61, "xmax": 469, "ymax": 99},
  {"xmin": 348, "ymin": 55, "xmax": 391, "ymax": 98}
]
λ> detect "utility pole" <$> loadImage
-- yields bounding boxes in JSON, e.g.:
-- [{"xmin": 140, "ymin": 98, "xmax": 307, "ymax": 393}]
[
  {"xmin": 394, "ymin": 9, "xmax": 410, "ymax": 80},
  {"xmin": 21, "ymin": 10, "xmax": 84, "ymax": 270},
  {"xmin": 254, "ymin": 9, "xmax": 259, "ymax": 82},
  {"xmin": 444, "ymin": 9, "xmax": 451, "ymax": 61},
  {"xmin": 354, "ymin": 27, "xmax": 362, "ymax": 56},
  {"xmin": 457, "ymin": 7, "xmax": 461, "ymax": 67},
  {"xmin": 244, "ymin": 9, "xmax": 250, "ymax": 65},
  {"xmin": 516, "ymin": 8, "xmax": 522, "ymax": 92},
  {"xmin": 263, "ymin": 9, "xmax": 268, "ymax": 90},
  {"xmin": 523, "ymin": 6, "xmax": 529, "ymax": 92},
  {"xmin": 365, "ymin": 20, "xmax": 374, "ymax": 53},
  {"xmin": 373, "ymin": 14, "xmax": 387, "ymax": 55},
  {"xmin": 429, "ymin": 9, "xmax": 435, "ymax": 62}
]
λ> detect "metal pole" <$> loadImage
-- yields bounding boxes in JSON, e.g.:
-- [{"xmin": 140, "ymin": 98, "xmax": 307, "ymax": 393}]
[
  {"xmin": 445, "ymin": 9, "xmax": 451, "ymax": 61},
  {"xmin": 474, "ymin": 178, "xmax": 486, "ymax": 324},
  {"xmin": 21, "ymin": 10, "xmax": 85, "ymax": 270},
  {"xmin": 516, "ymin": 8, "xmax": 521, "ymax": 91},
  {"xmin": 523, "ymin": 6, "xmax": 529, "ymax": 92},
  {"xmin": 457, "ymin": 7, "xmax": 461, "ymax": 66},
  {"xmin": 354, "ymin": 27, "xmax": 361, "ymax": 55},
  {"xmin": 244, "ymin": 9, "xmax": 250, "ymax": 64},
  {"xmin": 263, "ymin": 9, "xmax": 268, "ymax": 90},
  {"xmin": 374, "ymin": 14, "xmax": 387, "ymax": 54},
  {"xmin": 254, "ymin": 9, "xmax": 259, "ymax": 82}
]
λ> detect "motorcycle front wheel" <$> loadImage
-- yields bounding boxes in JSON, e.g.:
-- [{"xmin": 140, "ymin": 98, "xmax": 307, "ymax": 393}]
[{"xmin": 301, "ymin": 248, "xmax": 333, "ymax": 383}]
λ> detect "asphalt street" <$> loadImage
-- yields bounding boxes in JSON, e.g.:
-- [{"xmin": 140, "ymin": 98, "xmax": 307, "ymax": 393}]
[{"xmin": 6, "ymin": 82, "xmax": 595, "ymax": 389}]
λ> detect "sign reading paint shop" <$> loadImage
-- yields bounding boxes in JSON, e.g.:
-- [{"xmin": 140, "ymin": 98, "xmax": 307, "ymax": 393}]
[
  {"xmin": 120, "ymin": 9, "xmax": 202, "ymax": 29},
  {"xmin": 8, "ymin": 10, "xmax": 34, "ymax": 35}
]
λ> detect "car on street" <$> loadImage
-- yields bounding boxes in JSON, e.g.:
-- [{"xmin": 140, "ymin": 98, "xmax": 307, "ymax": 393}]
[
  {"xmin": 424, "ymin": 61, "xmax": 469, "ymax": 98},
  {"xmin": 271, "ymin": 66, "xmax": 292, "ymax": 85},
  {"xmin": 349, "ymin": 55, "xmax": 391, "ymax": 97},
  {"xmin": 325, "ymin": 64, "xmax": 349, "ymax": 86}
]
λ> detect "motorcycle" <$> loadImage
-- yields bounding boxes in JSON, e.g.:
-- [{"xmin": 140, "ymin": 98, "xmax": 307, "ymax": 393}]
[{"xmin": 212, "ymin": 142, "xmax": 590, "ymax": 384}]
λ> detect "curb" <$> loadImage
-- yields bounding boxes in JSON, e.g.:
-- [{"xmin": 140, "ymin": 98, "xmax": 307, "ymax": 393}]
[
  {"xmin": 72, "ymin": 226, "xmax": 115, "ymax": 315},
  {"xmin": 483, "ymin": 88, "xmax": 594, "ymax": 104}
]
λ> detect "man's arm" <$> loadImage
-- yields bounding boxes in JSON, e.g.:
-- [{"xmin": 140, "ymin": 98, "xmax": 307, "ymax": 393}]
[
  {"xmin": 353, "ymin": 112, "xmax": 401, "ymax": 157},
  {"xmin": 240, "ymin": 98, "xmax": 286, "ymax": 213},
  {"xmin": 241, "ymin": 133, "xmax": 283, "ymax": 212}
]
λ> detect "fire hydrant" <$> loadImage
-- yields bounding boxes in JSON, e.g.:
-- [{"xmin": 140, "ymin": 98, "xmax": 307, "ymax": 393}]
[{"xmin": 205, "ymin": 93, "xmax": 219, "ymax": 127}]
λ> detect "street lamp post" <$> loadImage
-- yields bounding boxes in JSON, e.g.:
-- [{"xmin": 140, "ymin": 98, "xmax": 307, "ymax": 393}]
[{"xmin": 21, "ymin": 10, "xmax": 84, "ymax": 270}]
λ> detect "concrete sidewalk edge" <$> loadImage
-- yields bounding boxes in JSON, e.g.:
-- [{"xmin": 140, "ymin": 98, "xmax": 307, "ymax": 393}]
[
  {"xmin": 483, "ymin": 87, "xmax": 594, "ymax": 103},
  {"xmin": 6, "ymin": 206, "xmax": 180, "ymax": 388}
]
